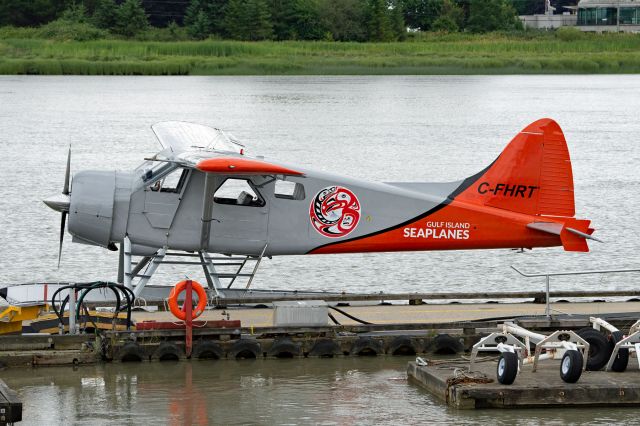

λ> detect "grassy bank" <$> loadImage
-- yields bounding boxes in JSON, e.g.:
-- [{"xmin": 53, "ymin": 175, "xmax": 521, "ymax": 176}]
[{"xmin": 2, "ymin": 31, "xmax": 640, "ymax": 75}]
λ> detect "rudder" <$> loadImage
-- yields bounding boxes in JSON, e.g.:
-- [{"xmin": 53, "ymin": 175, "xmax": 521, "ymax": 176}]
[{"xmin": 456, "ymin": 118, "xmax": 575, "ymax": 218}]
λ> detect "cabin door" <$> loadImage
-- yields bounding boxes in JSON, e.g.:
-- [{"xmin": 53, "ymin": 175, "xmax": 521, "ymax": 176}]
[{"xmin": 210, "ymin": 177, "xmax": 269, "ymax": 254}]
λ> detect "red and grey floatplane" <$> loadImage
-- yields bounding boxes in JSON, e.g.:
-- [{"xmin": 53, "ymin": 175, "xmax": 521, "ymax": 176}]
[{"xmin": 4, "ymin": 118, "xmax": 599, "ymax": 306}]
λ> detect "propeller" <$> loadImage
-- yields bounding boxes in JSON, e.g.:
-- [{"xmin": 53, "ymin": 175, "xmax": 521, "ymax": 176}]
[
  {"xmin": 44, "ymin": 147, "xmax": 72, "ymax": 268},
  {"xmin": 58, "ymin": 146, "xmax": 71, "ymax": 268}
]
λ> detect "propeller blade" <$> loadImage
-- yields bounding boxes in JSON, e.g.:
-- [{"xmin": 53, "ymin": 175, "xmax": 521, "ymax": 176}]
[
  {"xmin": 58, "ymin": 210, "xmax": 67, "ymax": 269},
  {"xmin": 63, "ymin": 146, "xmax": 71, "ymax": 195}
]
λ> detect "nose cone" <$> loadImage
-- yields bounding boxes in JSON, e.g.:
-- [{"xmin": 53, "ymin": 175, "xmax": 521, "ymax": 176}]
[{"xmin": 43, "ymin": 193, "xmax": 70, "ymax": 212}]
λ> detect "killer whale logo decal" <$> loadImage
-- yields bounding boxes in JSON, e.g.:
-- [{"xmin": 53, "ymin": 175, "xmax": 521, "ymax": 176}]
[{"xmin": 310, "ymin": 186, "xmax": 361, "ymax": 238}]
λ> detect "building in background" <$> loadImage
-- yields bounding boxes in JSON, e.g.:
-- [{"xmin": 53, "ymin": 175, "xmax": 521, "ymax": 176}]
[{"xmin": 577, "ymin": 0, "xmax": 640, "ymax": 31}]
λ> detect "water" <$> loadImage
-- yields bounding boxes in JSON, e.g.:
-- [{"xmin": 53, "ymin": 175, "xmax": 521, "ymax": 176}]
[
  {"xmin": 1, "ymin": 75, "xmax": 639, "ymax": 293},
  {"xmin": 2, "ymin": 358, "xmax": 638, "ymax": 425},
  {"xmin": 1, "ymin": 75, "xmax": 640, "ymax": 424}
]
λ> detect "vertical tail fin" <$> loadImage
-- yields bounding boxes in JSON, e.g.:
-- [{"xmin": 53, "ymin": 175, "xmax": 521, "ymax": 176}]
[{"xmin": 457, "ymin": 118, "xmax": 575, "ymax": 217}]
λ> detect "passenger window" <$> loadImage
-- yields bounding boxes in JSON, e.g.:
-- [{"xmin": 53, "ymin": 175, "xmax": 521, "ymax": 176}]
[
  {"xmin": 274, "ymin": 179, "xmax": 305, "ymax": 200},
  {"xmin": 214, "ymin": 178, "xmax": 264, "ymax": 207},
  {"xmin": 148, "ymin": 168, "xmax": 189, "ymax": 193}
]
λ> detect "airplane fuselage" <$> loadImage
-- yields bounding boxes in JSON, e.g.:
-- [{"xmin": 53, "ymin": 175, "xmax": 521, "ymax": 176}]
[{"xmin": 49, "ymin": 119, "xmax": 596, "ymax": 260}]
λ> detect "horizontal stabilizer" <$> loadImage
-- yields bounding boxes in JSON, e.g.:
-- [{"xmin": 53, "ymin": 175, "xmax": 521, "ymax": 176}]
[
  {"xmin": 527, "ymin": 219, "xmax": 600, "ymax": 252},
  {"xmin": 196, "ymin": 157, "xmax": 304, "ymax": 176}
]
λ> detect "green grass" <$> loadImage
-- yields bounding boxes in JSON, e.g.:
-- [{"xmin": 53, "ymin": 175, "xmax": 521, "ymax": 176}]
[{"xmin": 2, "ymin": 31, "xmax": 640, "ymax": 75}]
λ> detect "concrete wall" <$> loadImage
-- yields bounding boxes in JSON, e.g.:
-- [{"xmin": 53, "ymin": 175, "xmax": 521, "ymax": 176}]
[{"xmin": 520, "ymin": 14, "xmax": 578, "ymax": 29}]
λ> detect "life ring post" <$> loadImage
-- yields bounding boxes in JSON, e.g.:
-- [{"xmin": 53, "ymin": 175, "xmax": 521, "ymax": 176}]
[
  {"xmin": 168, "ymin": 279, "xmax": 208, "ymax": 358},
  {"xmin": 185, "ymin": 279, "xmax": 193, "ymax": 358}
]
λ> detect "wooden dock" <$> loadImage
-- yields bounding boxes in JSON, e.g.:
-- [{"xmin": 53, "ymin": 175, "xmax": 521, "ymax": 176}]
[
  {"xmin": 407, "ymin": 359, "xmax": 640, "ymax": 409},
  {"xmin": 0, "ymin": 379, "xmax": 21, "ymax": 425},
  {"xmin": 1, "ymin": 299, "xmax": 639, "ymax": 368}
]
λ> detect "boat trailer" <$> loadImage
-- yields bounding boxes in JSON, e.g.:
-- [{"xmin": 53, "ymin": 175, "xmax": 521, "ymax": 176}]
[{"xmin": 470, "ymin": 322, "xmax": 589, "ymax": 385}]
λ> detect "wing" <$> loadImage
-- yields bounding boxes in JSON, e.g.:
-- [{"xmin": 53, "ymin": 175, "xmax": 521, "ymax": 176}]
[
  {"xmin": 196, "ymin": 157, "xmax": 303, "ymax": 176},
  {"xmin": 151, "ymin": 121, "xmax": 244, "ymax": 154}
]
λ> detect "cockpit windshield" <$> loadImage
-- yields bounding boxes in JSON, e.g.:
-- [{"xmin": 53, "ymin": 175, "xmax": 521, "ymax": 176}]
[
  {"xmin": 151, "ymin": 121, "xmax": 244, "ymax": 154},
  {"xmin": 136, "ymin": 160, "xmax": 176, "ymax": 184}
]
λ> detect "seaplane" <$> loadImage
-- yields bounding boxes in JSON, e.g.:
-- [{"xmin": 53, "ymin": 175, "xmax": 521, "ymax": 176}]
[{"xmin": 30, "ymin": 118, "xmax": 598, "ymax": 304}]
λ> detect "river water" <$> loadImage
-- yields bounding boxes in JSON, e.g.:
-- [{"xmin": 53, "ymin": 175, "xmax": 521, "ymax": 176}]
[
  {"xmin": 2, "ymin": 357, "xmax": 639, "ymax": 425},
  {"xmin": 1, "ymin": 75, "xmax": 640, "ymax": 294},
  {"xmin": 1, "ymin": 76, "xmax": 640, "ymax": 423}
]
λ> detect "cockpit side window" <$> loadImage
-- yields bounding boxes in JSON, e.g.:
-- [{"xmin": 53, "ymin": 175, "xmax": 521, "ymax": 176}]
[
  {"xmin": 214, "ymin": 178, "xmax": 265, "ymax": 207},
  {"xmin": 274, "ymin": 179, "xmax": 305, "ymax": 200},
  {"xmin": 148, "ymin": 168, "xmax": 190, "ymax": 194}
]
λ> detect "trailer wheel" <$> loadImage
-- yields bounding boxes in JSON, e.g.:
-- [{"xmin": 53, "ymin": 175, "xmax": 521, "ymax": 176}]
[
  {"xmin": 577, "ymin": 328, "xmax": 611, "ymax": 371},
  {"xmin": 610, "ymin": 331, "xmax": 629, "ymax": 372},
  {"xmin": 560, "ymin": 350, "xmax": 583, "ymax": 383},
  {"xmin": 497, "ymin": 352, "xmax": 518, "ymax": 385}
]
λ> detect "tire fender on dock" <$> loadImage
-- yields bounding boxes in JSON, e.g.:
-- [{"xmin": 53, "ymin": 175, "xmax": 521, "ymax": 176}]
[
  {"xmin": 117, "ymin": 342, "xmax": 145, "ymax": 362},
  {"xmin": 351, "ymin": 337, "xmax": 383, "ymax": 356},
  {"xmin": 308, "ymin": 339, "xmax": 341, "ymax": 358},
  {"xmin": 388, "ymin": 336, "xmax": 417, "ymax": 356},
  {"xmin": 267, "ymin": 338, "xmax": 301, "ymax": 358},
  {"xmin": 153, "ymin": 342, "xmax": 184, "ymax": 361},
  {"xmin": 192, "ymin": 341, "xmax": 224, "ymax": 360},
  {"xmin": 229, "ymin": 339, "xmax": 262, "ymax": 359},
  {"xmin": 430, "ymin": 334, "xmax": 464, "ymax": 355}
]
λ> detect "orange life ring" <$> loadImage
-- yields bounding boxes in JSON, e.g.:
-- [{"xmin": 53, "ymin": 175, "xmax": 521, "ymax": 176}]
[{"xmin": 168, "ymin": 280, "xmax": 207, "ymax": 321}]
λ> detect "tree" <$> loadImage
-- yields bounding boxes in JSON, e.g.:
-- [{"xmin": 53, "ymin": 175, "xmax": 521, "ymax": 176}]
[
  {"xmin": 185, "ymin": 0, "xmax": 228, "ymax": 38},
  {"xmin": 224, "ymin": 0, "xmax": 273, "ymax": 41},
  {"xmin": 188, "ymin": 10, "xmax": 212, "ymax": 39},
  {"xmin": 92, "ymin": 0, "xmax": 118, "ymax": 29},
  {"xmin": 366, "ymin": 0, "xmax": 393, "ymax": 42},
  {"xmin": 431, "ymin": 0, "xmax": 463, "ymax": 32},
  {"xmin": 317, "ymin": 0, "xmax": 368, "ymax": 42},
  {"xmin": 431, "ymin": 14, "xmax": 457, "ymax": 31},
  {"xmin": 271, "ymin": 0, "xmax": 326, "ymax": 40},
  {"xmin": 60, "ymin": 3, "xmax": 89, "ymax": 23},
  {"xmin": 398, "ymin": 0, "xmax": 442, "ymax": 31},
  {"xmin": 467, "ymin": 0, "xmax": 522, "ymax": 33},
  {"xmin": 184, "ymin": 0, "xmax": 205, "ymax": 26},
  {"xmin": 389, "ymin": 2, "xmax": 406, "ymax": 40},
  {"xmin": 0, "ymin": 0, "xmax": 67, "ymax": 27},
  {"xmin": 114, "ymin": 0, "xmax": 149, "ymax": 37}
]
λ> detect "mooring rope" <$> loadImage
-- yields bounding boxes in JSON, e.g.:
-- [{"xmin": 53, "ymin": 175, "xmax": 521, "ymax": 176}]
[{"xmin": 445, "ymin": 368, "xmax": 494, "ymax": 404}]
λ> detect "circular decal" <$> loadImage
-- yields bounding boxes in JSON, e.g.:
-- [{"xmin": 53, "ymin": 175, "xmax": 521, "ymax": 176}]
[{"xmin": 310, "ymin": 186, "xmax": 361, "ymax": 238}]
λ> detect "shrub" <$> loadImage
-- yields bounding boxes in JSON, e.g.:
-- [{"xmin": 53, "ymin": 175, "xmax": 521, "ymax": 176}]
[
  {"xmin": 556, "ymin": 27, "xmax": 585, "ymax": 42},
  {"xmin": 35, "ymin": 20, "xmax": 107, "ymax": 41}
]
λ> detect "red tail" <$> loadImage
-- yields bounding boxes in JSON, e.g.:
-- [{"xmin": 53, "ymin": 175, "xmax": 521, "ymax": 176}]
[{"xmin": 457, "ymin": 118, "xmax": 575, "ymax": 217}]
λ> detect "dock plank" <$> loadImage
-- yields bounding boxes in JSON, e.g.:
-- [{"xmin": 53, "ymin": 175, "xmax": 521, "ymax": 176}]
[{"xmin": 408, "ymin": 360, "xmax": 640, "ymax": 409}]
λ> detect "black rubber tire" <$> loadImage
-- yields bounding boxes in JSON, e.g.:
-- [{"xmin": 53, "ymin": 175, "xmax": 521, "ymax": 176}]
[
  {"xmin": 229, "ymin": 339, "xmax": 261, "ymax": 360},
  {"xmin": 576, "ymin": 328, "xmax": 611, "ymax": 371},
  {"xmin": 560, "ymin": 350, "xmax": 583, "ymax": 383},
  {"xmin": 153, "ymin": 342, "xmax": 183, "ymax": 361},
  {"xmin": 267, "ymin": 338, "xmax": 301, "ymax": 358},
  {"xmin": 388, "ymin": 336, "xmax": 417, "ymax": 356},
  {"xmin": 308, "ymin": 339, "xmax": 341, "ymax": 358},
  {"xmin": 351, "ymin": 337, "xmax": 383, "ymax": 356},
  {"xmin": 431, "ymin": 334, "xmax": 464, "ymax": 355},
  {"xmin": 610, "ymin": 331, "xmax": 629, "ymax": 372},
  {"xmin": 192, "ymin": 341, "xmax": 224, "ymax": 360},
  {"xmin": 117, "ymin": 342, "xmax": 145, "ymax": 362},
  {"xmin": 497, "ymin": 352, "xmax": 518, "ymax": 385}
]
